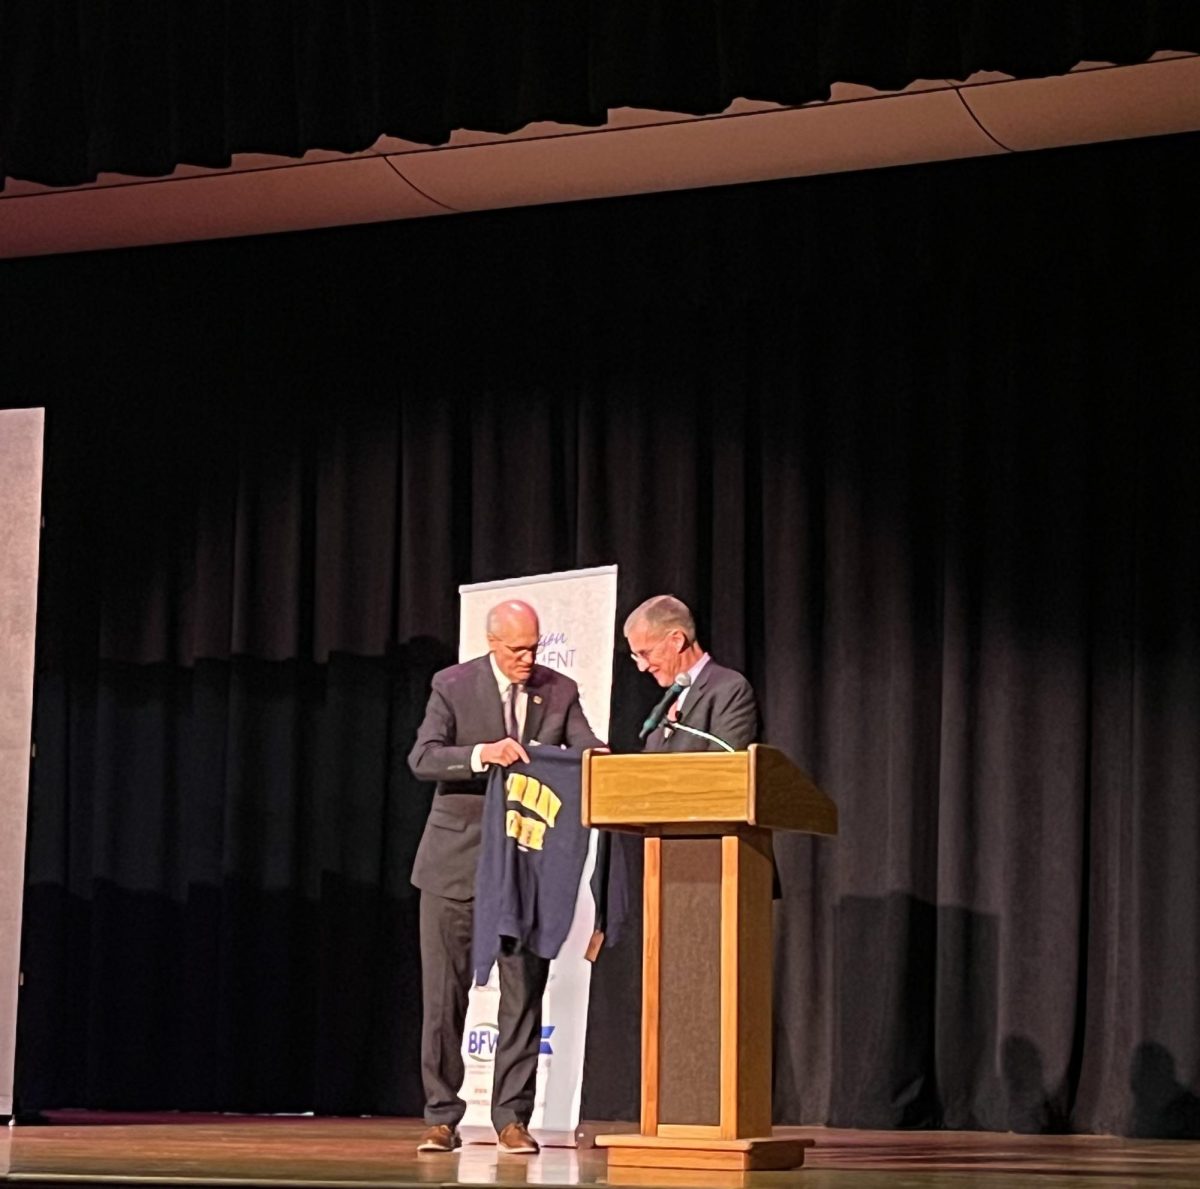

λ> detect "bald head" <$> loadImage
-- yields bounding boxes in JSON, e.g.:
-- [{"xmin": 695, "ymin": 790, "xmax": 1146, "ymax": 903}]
[
  {"xmin": 486, "ymin": 599, "xmax": 540, "ymax": 683},
  {"xmin": 487, "ymin": 599, "xmax": 539, "ymax": 638}
]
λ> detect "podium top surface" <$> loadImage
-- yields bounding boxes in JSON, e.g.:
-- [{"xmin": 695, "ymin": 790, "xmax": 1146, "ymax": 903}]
[{"xmin": 581, "ymin": 744, "xmax": 837, "ymax": 836}]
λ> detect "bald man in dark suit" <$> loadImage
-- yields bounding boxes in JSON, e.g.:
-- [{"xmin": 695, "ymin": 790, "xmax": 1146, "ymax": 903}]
[{"xmin": 408, "ymin": 599, "xmax": 603, "ymax": 1156}]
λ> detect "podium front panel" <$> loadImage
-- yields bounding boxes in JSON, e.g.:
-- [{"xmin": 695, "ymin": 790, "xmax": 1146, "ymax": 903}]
[
  {"xmin": 657, "ymin": 838, "xmax": 722, "ymax": 1126},
  {"xmin": 584, "ymin": 752, "xmax": 750, "ymax": 827},
  {"xmin": 641, "ymin": 831, "xmax": 774, "ymax": 1140}
]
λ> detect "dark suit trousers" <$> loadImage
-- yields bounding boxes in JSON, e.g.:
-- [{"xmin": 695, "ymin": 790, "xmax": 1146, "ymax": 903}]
[{"xmin": 419, "ymin": 891, "xmax": 551, "ymax": 1131}]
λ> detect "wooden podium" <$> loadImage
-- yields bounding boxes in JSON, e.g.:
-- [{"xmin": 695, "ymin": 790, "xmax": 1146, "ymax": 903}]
[{"xmin": 582, "ymin": 744, "xmax": 837, "ymax": 1172}]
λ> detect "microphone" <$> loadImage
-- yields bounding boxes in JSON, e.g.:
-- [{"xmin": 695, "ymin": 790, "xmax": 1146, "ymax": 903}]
[{"xmin": 638, "ymin": 672, "xmax": 692, "ymax": 741}]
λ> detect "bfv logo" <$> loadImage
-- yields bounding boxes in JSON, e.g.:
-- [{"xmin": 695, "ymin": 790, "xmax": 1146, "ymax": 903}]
[
  {"xmin": 466, "ymin": 1024, "xmax": 500, "ymax": 1062},
  {"xmin": 466, "ymin": 1023, "xmax": 554, "ymax": 1061}
]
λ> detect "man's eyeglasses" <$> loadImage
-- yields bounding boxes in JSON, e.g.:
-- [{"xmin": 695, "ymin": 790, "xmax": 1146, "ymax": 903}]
[
  {"xmin": 630, "ymin": 633, "xmax": 684, "ymax": 664},
  {"xmin": 493, "ymin": 639, "xmax": 537, "ymax": 659},
  {"xmin": 629, "ymin": 640, "xmax": 663, "ymax": 663}
]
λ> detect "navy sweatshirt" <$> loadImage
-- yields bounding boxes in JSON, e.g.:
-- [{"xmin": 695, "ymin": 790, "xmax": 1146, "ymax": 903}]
[{"xmin": 472, "ymin": 747, "xmax": 601, "ymax": 984}]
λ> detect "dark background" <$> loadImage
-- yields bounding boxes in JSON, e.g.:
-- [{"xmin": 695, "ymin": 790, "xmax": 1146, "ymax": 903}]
[{"xmin": 4, "ymin": 128, "xmax": 1199, "ymax": 1137}]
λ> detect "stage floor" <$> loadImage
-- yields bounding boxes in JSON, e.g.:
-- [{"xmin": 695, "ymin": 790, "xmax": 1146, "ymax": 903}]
[{"xmin": 3, "ymin": 1115, "xmax": 1199, "ymax": 1189}]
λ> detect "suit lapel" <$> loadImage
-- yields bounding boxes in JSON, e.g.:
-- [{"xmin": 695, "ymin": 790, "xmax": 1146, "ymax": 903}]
[
  {"xmin": 675, "ymin": 662, "xmax": 714, "ymax": 725},
  {"xmin": 523, "ymin": 668, "xmax": 547, "ymax": 744},
  {"xmin": 475, "ymin": 655, "xmax": 506, "ymax": 741}
]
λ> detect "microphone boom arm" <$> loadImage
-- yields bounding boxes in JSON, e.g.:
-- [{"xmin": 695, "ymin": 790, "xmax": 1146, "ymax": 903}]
[{"xmin": 665, "ymin": 720, "xmax": 736, "ymax": 753}]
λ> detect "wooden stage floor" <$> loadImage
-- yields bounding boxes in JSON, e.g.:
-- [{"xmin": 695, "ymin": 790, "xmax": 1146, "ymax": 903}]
[{"xmin": 3, "ymin": 1115, "xmax": 1199, "ymax": 1189}]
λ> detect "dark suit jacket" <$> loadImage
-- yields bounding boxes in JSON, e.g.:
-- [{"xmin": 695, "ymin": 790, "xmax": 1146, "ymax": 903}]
[
  {"xmin": 408, "ymin": 655, "xmax": 603, "ymax": 900},
  {"xmin": 643, "ymin": 658, "xmax": 778, "ymax": 894},
  {"xmin": 644, "ymin": 659, "xmax": 759, "ymax": 752}
]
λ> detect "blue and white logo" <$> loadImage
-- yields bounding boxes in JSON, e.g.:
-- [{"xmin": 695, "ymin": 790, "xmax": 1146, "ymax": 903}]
[
  {"xmin": 539, "ymin": 1025, "xmax": 555, "ymax": 1056},
  {"xmin": 466, "ymin": 1023, "xmax": 500, "ymax": 1062}
]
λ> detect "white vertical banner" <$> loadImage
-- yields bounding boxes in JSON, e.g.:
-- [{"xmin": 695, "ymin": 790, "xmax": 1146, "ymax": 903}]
[
  {"xmin": 0, "ymin": 408, "xmax": 45, "ymax": 1118},
  {"xmin": 456, "ymin": 565, "xmax": 617, "ymax": 1146}
]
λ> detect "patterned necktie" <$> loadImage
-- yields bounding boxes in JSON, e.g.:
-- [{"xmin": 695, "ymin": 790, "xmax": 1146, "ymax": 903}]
[{"xmin": 505, "ymin": 683, "xmax": 520, "ymax": 740}]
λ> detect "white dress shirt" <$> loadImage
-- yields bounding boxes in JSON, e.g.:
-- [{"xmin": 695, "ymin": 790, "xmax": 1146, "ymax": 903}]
[{"xmin": 470, "ymin": 653, "xmax": 529, "ymax": 771}]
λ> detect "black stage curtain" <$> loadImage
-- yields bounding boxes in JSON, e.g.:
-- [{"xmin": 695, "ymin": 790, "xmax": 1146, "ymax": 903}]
[
  {"xmin": 3, "ymin": 0, "xmax": 1200, "ymax": 188},
  {"xmin": 5, "ymin": 131, "xmax": 1200, "ymax": 1136}
]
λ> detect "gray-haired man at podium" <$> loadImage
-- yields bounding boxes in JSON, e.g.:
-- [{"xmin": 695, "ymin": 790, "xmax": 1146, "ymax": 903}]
[{"xmin": 623, "ymin": 595, "xmax": 758, "ymax": 753}]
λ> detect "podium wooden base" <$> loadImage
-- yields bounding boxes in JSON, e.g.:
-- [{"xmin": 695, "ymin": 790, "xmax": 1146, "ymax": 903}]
[{"xmin": 596, "ymin": 1133, "xmax": 813, "ymax": 1172}]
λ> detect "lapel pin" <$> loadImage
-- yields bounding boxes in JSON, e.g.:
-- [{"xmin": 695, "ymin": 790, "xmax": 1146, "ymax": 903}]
[{"xmin": 533, "ymin": 694, "xmax": 543, "ymax": 705}]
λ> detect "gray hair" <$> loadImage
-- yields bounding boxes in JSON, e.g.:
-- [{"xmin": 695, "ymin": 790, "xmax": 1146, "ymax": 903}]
[{"xmin": 623, "ymin": 595, "xmax": 696, "ymax": 642}]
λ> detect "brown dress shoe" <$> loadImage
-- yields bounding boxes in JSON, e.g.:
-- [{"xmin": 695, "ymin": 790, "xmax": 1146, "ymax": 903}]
[
  {"xmin": 496, "ymin": 1122, "xmax": 539, "ymax": 1155},
  {"xmin": 417, "ymin": 1124, "xmax": 460, "ymax": 1153}
]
